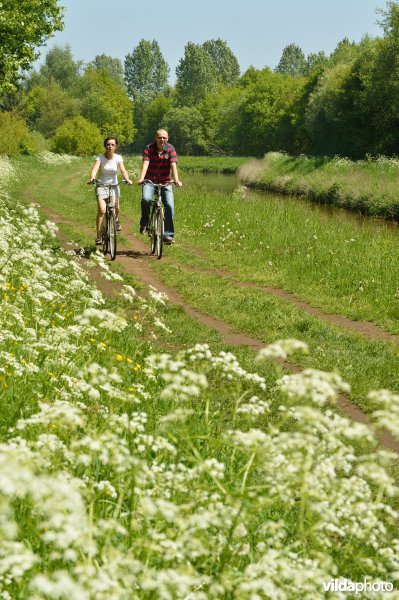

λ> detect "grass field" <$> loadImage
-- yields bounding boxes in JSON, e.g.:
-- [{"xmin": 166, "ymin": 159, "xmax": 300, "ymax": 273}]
[{"xmin": 2, "ymin": 153, "xmax": 399, "ymax": 597}]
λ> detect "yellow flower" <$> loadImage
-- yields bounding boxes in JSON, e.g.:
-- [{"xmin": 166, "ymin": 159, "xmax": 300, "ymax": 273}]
[
  {"xmin": 128, "ymin": 387, "xmax": 135, "ymax": 393},
  {"xmin": 116, "ymin": 354, "xmax": 124, "ymax": 362},
  {"xmin": 126, "ymin": 358, "xmax": 133, "ymax": 364},
  {"xmin": 133, "ymin": 364, "xmax": 141, "ymax": 372},
  {"xmin": 48, "ymin": 372, "xmax": 56, "ymax": 378}
]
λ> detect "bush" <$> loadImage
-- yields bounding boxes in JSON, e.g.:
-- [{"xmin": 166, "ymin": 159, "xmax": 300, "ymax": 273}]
[
  {"xmin": 27, "ymin": 130, "xmax": 49, "ymax": 153},
  {"xmin": 0, "ymin": 111, "xmax": 40, "ymax": 156},
  {"xmin": 51, "ymin": 116, "xmax": 103, "ymax": 156}
]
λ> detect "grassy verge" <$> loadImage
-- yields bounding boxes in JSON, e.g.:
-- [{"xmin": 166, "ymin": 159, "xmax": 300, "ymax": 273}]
[
  {"xmin": 239, "ymin": 152, "xmax": 399, "ymax": 220},
  {"xmin": 2, "ymin": 153, "xmax": 399, "ymax": 597}
]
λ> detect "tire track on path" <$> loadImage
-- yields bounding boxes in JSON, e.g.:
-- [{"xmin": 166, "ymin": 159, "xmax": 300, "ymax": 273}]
[{"xmin": 39, "ymin": 205, "xmax": 399, "ymax": 453}]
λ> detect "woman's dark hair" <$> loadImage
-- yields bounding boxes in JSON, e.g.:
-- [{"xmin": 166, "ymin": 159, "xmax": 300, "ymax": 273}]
[{"xmin": 104, "ymin": 136, "xmax": 118, "ymax": 147}]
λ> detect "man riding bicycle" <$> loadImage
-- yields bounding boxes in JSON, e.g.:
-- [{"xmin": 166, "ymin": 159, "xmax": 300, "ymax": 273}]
[{"xmin": 137, "ymin": 129, "xmax": 183, "ymax": 244}]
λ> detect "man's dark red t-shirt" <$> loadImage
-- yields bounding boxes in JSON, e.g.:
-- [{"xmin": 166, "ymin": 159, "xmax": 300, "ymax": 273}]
[{"xmin": 143, "ymin": 142, "xmax": 177, "ymax": 184}]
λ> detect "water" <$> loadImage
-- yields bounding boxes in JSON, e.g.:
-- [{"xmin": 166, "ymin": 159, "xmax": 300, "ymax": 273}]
[{"xmin": 183, "ymin": 171, "xmax": 399, "ymax": 237}]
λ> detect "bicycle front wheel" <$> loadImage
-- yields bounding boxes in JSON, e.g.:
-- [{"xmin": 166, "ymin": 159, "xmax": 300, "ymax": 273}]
[
  {"xmin": 156, "ymin": 207, "xmax": 164, "ymax": 260},
  {"xmin": 150, "ymin": 209, "xmax": 157, "ymax": 255},
  {"xmin": 109, "ymin": 210, "xmax": 117, "ymax": 260},
  {"xmin": 102, "ymin": 215, "xmax": 109, "ymax": 256}
]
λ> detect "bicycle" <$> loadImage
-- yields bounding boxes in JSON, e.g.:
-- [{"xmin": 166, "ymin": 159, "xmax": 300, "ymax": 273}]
[
  {"xmin": 89, "ymin": 179, "xmax": 129, "ymax": 261},
  {"xmin": 144, "ymin": 179, "xmax": 175, "ymax": 260}
]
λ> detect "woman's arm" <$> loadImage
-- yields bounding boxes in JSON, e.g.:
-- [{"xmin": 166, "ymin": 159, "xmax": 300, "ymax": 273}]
[
  {"xmin": 119, "ymin": 159, "xmax": 132, "ymax": 185},
  {"xmin": 88, "ymin": 158, "xmax": 100, "ymax": 183}
]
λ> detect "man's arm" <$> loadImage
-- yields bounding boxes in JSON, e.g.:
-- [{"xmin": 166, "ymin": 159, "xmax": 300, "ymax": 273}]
[
  {"xmin": 171, "ymin": 162, "xmax": 182, "ymax": 187},
  {"xmin": 137, "ymin": 159, "xmax": 149, "ymax": 184}
]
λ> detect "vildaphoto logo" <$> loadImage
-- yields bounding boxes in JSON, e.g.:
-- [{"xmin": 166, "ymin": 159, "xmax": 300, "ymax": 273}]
[{"xmin": 322, "ymin": 579, "xmax": 394, "ymax": 594}]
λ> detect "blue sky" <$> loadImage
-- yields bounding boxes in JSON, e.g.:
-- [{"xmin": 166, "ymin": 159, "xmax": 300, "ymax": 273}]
[{"xmin": 39, "ymin": 0, "xmax": 388, "ymax": 78}]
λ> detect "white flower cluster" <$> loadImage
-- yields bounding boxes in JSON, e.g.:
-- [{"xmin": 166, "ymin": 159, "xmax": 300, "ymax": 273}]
[
  {"xmin": 232, "ymin": 185, "xmax": 247, "ymax": 200},
  {"xmin": 257, "ymin": 338, "xmax": 309, "ymax": 360},
  {"xmin": 369, "ymin": 389, "xmax": 399, "ymax": 439},
  {"xmin": 276, "ymin": 368, "xmax": 351, "ymax": 406},
  {"xmin": 186, "ymin": 344, "xmax": 267, "ymax": 389},
  {"xmin": 148, "ymin": 285, "xmax": 169, "ymax": 305},
  {"xmin": 39, "ymin": 151, "xmax": 78, "ymax": 165}
]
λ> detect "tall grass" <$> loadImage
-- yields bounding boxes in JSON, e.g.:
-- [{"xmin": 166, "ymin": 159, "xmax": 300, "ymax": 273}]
[
  {"xmin": 167, "ymin": 179, "xmax": 399, "ymax": 333},
  {"xmin": 239, "ymin": 152, "xmax": 399, "ymax": 220},
  {"xmin": 1, "ymin": 154, "xmax": 399, "ymax": 597}
]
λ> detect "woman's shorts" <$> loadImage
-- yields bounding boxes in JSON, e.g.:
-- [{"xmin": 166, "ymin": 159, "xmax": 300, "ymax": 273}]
[{"xmin": 96, "ymin": 185, "xmax": 120, "ymax": 208}]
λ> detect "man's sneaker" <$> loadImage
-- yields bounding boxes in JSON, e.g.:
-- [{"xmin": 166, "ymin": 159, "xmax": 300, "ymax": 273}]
[
  {"xmin": 95, "ymin": 238, "xmax": 102, "ymax": 245},
  {"xmin": 163, "ymin": 237, "xmax": 175, "ymax": 245},
  {"xmin": 140, "ymin": 225, "xmax": 148, "ymax": 234},
  {"xmin": 116, "ymin": 220, "xmax": 122, "ymax": 231}
]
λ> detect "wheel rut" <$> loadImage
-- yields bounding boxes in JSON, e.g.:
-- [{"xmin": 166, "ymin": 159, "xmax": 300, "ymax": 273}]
[{"xmin": 39, "ymin": 205, "xmax": 399, "ymax": 453}]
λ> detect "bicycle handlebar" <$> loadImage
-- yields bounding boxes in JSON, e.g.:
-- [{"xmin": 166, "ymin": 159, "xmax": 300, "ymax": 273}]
[
  {"xmin": 88, "ymin": 179, "xmax": 131, "ymax": 187},
  {"xmin": 142, "ymin": 179, "xmax": 177, "ymax": 187}
]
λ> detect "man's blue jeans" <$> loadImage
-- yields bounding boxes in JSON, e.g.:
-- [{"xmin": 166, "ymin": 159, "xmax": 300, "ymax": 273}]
[{"xmin": 141, "ymin": 182, "xmax": 174, "ymax": 238}]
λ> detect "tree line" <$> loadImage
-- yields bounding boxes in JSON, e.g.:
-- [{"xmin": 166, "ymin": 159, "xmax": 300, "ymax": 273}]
[{"xmin": 1, "ymin": 0, "xmax": 399, "ymax": 158}]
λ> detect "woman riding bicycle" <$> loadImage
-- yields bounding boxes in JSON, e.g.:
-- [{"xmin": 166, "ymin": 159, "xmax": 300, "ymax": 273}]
[{"xmin": 88, "ymin": 136, "xmax": 132, "ymax": 245}]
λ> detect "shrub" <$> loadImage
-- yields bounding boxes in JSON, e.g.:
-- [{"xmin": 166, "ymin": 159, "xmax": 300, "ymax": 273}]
[
  {"xmin": 0, "ymin": 111, "xmax": 39, "ymax": 156},
  {"xmin": 51, "ymin": 116, "xmax": 103, "ymax": 156}
]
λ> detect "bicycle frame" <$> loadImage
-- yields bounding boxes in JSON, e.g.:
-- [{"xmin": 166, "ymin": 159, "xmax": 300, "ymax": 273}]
[
  {"xmin": 146, "ymin": 181, "xmax": 166, "ymax": 260},
  {"xmin": 90, "ymin": 179, "xmax": 126, "ymax": 261}
]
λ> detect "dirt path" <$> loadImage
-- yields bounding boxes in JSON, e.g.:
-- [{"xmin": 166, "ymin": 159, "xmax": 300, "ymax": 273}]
[{"xmin": 37, "ymin": 205, "xmax": 399, "ymax": 453}]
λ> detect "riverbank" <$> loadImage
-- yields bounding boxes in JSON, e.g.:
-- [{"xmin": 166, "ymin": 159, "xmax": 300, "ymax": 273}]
[
  {"xmin": 178, "ymin": 155, "xmax": 249, "ymax": 173},
  {"xmin": 239, "ymin": 152, "xmax": 399, "ymax": 220}
]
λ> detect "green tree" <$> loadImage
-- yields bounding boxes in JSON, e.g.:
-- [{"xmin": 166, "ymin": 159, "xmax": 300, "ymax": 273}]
[
  {"xmin": 51, "ymin": 116, "xmax": 103, "ymax": 155},
  {"xmin": 124, "ymin": 39, "xmax": 169, "ymax": 131},
  {"xmin": 0, "ymin": 0, "xmax": 64, "ymax": 94},
  {"xmin": 329, "ymin": 37, "xmax": 359, "ymax": 66},
  {"xmin": 176, "ymin": 42, "xmax": 218, "ymax": 105},
  {"xmin": 202, "ymin": 38, "xmax": 240, "ymax": 86},
  {"xmin": 39, "ymin": 44, "xmax": 82, "ymax": 91},
  {"xmin": 162, "ymin": 106, "xmax": 207, "ymax": 155},
  {"xmin": 87, "ymin": 54, "xmax": 124, "ymax": 87},
  {"xmin": 20, "ymin": 79, "xmax": 80, "ymax": 138},
  {"xmin": 226, "ymin": 68, "xmax": 305, "ymax": 155},
  {"xmin": 196, "ymin": 85, "xmax": 242, "ymax": 155},
  {"xmin": 141, "ymin": 94, "xmax": 173, "ymax": 145},
  {"xmin": 305, "ymin": 51, "xmax": 328, "ymax": 74},
  {"xmin": 304, "ymin": 62, "xmax": 354, "ymax": 155},
  {"xmin": 303, "ymin": 36, "xmax": 378, "ymax": 157},
  {"xmin": 80, "ymin": 68, "xmax": 135, "ymax": 144},
  {"xmin": 360, "ymin": 2, "xmax": 399, "ymax": 154},
  {"xmin": 275, "ymin": 43, "xmax": 307, "ymax": 76}
]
